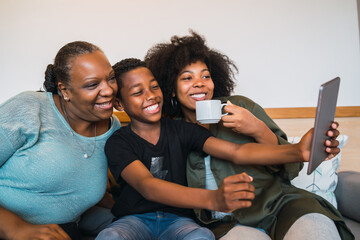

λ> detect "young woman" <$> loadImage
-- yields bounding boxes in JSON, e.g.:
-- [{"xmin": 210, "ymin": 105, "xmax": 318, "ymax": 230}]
[
  {"xmin": 144, "ymin": 31, "xmax": 353, "ymax": 240},
  {"xmin": 0, "ymin": 41, "xmax": 120, "ymax": 240}
]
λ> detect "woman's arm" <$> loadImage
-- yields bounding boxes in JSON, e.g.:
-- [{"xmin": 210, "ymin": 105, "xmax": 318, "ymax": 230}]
[
  {"xmin": 203, "ymin": 128, "xmax": 340, "ymax": 165},
  {"xmin": 121, "ymin": 160, "xmax": 255, "ymax": 213},
  {"xmin": 0, "ymin": 206, "xmax": 70, "ymax": 240}
]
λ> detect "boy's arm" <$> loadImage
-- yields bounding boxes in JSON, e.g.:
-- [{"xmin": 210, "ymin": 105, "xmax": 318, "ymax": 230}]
[
  {"xmin": 121, "ymin": 160, "xmax": 255, "ymax": 213},
  {"xmin": 203, "ymin": 128, "xmax": 340, "ymax": 165}
]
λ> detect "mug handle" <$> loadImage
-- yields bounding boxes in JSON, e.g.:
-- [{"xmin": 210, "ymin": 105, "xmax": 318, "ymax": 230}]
[{"xmin": 221, "ymin": 103, "xmax": 228, "ymax": 116}]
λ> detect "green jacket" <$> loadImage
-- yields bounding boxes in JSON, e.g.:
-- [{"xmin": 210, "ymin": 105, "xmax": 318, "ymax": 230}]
[{"xmin": 187, "ymin": 95, "xmax": 353, "ymax": 240}]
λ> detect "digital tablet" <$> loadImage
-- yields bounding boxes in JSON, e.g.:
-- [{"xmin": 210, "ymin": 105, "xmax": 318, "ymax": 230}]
[{"xmin": 307, "ymin": 77, "xmax": 340, "ymax": 174}]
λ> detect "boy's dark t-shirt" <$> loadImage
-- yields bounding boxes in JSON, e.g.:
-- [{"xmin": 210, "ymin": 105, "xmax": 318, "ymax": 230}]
[{"xmin": 105, "ymin": 118, "xmax": 213, "ymax": 218}]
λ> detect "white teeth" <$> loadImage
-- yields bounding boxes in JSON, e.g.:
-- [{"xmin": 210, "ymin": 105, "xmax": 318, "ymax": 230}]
[
  {"xmin": 97, "ymin": 101, "xmax": 110, "ymax": 106},
  {"xmin": 191, "ymin": 93, "xmax": 205, "ymax": 98},
  {"xmin": 145, "ymin": 104, "xmax": 158, "ymax": 111}
]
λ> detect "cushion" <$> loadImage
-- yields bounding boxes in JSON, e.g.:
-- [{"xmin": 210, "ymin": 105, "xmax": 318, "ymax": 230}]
[
  {"xmin": 289, "ymin": 134, "xmax": 349, "ymax": 208},
  {"xmin": 335, "ymin": 171, "xmax": 360, "ymax": 222}
]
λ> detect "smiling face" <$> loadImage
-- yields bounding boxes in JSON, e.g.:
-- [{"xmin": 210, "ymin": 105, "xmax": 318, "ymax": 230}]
[
  {"xmin": 59, "ymin": 50, "xmax": 118, "ymax": 122},
  {"xmin": 175, "ymin": 61, "xmax": 214, "ymax": 121},
  {"xmin": 117, "ymin": 67, "xmax": 163, "ymax": 125}
]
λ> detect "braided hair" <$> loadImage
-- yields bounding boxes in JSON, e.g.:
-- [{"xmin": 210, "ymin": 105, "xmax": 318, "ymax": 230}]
[
  {"xmin": 43, "ymin": 41, "xmax": 101, "ymax": 94},
  {"xmin": 145, "ymin": 30, "xmax": 238, "ymax": 118}
]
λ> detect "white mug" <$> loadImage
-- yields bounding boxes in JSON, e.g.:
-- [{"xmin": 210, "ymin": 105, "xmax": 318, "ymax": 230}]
[{"xmin": 196, "ymin": 100, "xmax": 228, "ymax": 124}]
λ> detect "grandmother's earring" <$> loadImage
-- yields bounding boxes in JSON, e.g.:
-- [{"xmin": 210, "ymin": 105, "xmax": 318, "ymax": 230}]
[{"xmin": 64, "ymin": 96, "xmax": 69, "ymax": 101}]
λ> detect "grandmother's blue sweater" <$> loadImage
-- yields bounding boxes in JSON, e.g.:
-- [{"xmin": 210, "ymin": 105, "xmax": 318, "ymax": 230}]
[{"xmin": 0, "ymin": 91, "xmax": 120, "ymax": 224}]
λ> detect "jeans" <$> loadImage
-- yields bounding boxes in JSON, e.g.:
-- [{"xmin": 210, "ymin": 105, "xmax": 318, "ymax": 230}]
[{"xmin": 96, "ymin": 211, "xmax": 215, "ymax": 240}]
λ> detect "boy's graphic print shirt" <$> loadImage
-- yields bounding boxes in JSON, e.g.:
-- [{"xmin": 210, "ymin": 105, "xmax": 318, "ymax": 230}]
[
  {"xmin": 150, "ymin": 156, "xmax": 168, "ymax": 179},
  {"xmin": 105, "ymin": 118, "xmax": 212, "ymax": 218}
]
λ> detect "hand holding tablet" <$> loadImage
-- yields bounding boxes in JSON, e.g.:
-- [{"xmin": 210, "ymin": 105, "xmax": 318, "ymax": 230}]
[{"xmin": 307, "ymin": 77, "xmax": 340, "ymax": 174}]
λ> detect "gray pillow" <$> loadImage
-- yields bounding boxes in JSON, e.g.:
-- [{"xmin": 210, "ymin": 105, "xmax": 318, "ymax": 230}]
[{"xmin": 335, "ymin": 171, "xmax": 360, "ymax": 222}]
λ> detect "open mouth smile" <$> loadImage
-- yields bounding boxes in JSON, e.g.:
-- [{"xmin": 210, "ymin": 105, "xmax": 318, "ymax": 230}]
[
  {"xmin": 144, "ymin": 103, "xmax": 160, "ymax": 114},
  {"xmin": 190, "ymin": 93, "xmax": 206, "ymax": 101},
  {"xmin": 95, "ymin": 101, "xmax": 113, "ymax": 110}
]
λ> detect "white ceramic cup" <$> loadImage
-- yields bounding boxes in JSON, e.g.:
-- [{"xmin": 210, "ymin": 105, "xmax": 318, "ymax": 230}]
[{"xmin": 196, "ymin": 100, "xmax": 228, "ymax": 124}]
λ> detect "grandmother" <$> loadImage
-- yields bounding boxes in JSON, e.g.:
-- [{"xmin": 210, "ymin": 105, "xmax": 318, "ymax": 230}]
[{"xmin": 0, "ymin": 41, "xmax": 120, "ymax": 240}]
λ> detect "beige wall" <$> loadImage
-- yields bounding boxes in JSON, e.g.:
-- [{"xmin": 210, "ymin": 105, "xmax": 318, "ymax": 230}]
[{"xmin": 1, "ymin": 0, "xmax": 359, "ymax": 108}]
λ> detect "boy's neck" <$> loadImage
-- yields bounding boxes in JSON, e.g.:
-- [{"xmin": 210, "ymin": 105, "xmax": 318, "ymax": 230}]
[{"xmin": 130, "ymin": 119, "xmax": 161, "ymax": 145}]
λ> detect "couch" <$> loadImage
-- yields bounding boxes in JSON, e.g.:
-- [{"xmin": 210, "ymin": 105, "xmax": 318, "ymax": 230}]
[{"xmin": 335, "ymin": 171, "xmax": 360, "ymax": 238}]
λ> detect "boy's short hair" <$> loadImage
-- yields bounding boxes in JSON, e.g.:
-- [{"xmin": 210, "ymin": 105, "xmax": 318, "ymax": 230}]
[{"xmin": 112, "ymin": 58, "xmax": 146, "ymax": 99}]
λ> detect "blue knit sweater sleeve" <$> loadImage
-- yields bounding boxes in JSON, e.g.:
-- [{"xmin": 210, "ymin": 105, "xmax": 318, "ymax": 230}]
[{"xmin": 0, "ymin": 91, "xmax": 42, "ymax": 166}]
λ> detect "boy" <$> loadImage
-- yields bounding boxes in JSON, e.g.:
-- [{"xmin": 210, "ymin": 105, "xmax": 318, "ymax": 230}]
[{"xmin": 96, "ymin": 58, "xmax": 314, "ymax": 240}]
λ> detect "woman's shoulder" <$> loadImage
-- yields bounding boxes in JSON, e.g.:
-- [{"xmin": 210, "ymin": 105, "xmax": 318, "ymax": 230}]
[
  {"xmin": 0, "ymin": 91, "xmax": 50, "ymax": 118},
  {"xmin": 3, "ymin": 91, "xmax": 49, "ymax": 105},
  {"xmin": 110, "ymin": 115, "xmax": 121, "ymax": 133},
  {"xmin": 111, "ymin": 115, "xmax": 121, "ymax": 128}
]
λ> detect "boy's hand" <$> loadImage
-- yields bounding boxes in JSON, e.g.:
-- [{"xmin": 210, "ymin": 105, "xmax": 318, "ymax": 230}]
[
  {"xmin": 325, "ymin": 122, "xmax": 340, "ymax": 159},
  {"xmin": 298, "ymin": 128, "xmax": 313, "ymax": 162},
  {"xmin": 213, "ymin": 173, "xmax": 255, "ymax": 213},
  {"xmin": 298, "ymin": 121, "xmax": 341, "ymax": 162}
]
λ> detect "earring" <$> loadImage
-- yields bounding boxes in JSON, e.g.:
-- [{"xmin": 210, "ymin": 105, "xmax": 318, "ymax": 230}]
[
  {"xmin": 64, "ymin": 96, "xmax": 69, "ymax": 101},
  {"xmin": 171, "ymin": 96, "xmax": 178, "ymax": 109}
]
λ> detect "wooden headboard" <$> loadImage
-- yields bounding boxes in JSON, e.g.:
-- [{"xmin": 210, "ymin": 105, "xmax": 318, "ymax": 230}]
[{"xmin": 113, "ymin": 106, "xmax": 360, "ymax": 122}]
